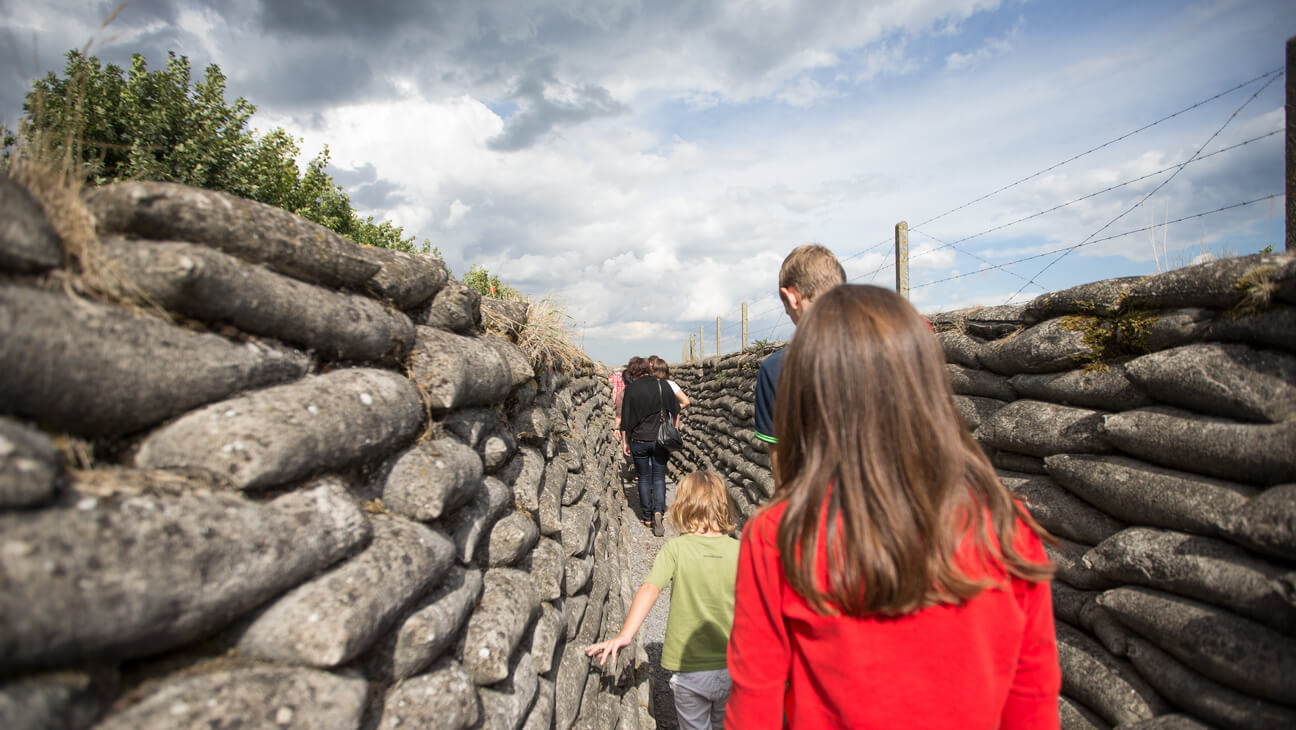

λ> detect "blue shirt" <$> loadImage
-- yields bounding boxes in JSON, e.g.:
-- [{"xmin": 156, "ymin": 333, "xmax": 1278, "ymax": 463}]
[{"xmin": 753, "ymin": 347, "xmax": 786, "ymax": 444}]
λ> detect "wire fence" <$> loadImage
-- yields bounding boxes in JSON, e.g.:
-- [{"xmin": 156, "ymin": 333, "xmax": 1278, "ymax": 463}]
[{"xmin": 677, "ymin": 61, "xmax": 1287, "ymax": 360}]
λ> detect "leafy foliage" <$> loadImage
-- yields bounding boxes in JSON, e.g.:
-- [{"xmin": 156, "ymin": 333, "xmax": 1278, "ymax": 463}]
[{"xmin": 462, "ymin": 264, "xmax": 521, "ymax": 300}]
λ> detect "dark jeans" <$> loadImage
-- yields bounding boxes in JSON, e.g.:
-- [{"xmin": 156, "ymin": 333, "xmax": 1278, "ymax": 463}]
[{"xmin": 630, "ymin": 440, "xmax": 668, "ymax": 519}]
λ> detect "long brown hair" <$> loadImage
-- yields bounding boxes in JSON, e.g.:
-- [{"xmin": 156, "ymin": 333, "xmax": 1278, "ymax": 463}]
[{"xmin": 770, "ymin": 284, "xmax": 1052, "ymax": 617}]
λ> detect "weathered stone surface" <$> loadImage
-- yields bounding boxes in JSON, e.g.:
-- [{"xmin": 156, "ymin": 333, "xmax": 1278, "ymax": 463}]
[
  {"xmin": 500, "ymin": 446, "xmax": 545, "ymax": 513},
  {"xmin": 538, "ymin": 463, "xmax": 567, "ymax": 537},
  {"xmin": 0, "ymin": 285, "xmax": 308, "ymax": 437},
  {"xmin": 101, "ymin": 236, "xmax": 415, "ymax": 363},
  {"xmin": 0, "ymin": 669, "xmax": 114, "ymax": 730},
  {"xmin": 479, "ymin": 651, "xmax": 539, "ymax": 730},
  {"xmin": 485, "ymin": 336, "xmax": 536, "ymax": 389},
  {"xmin": 1023, "ymin": 276, "xmax": 1141, "ymax": 323},
  {"xmin": 237, "ymin": 516, "xmax": 454, "ymax": 668},
  {"xmin": 1082, "ymin": 528, "xmax": 1296, "ymax": 633},
  {"xmin": 952, "ymin": 394, "xmax": 1007, "ymax": 431},
  {"xmin": 1143, "ymin": 306, "xmax": 1296, "ymax": 354},
  {"xmin": 447, "ymin": 476, "xmax": 513, "ymax": 563},
  {"xmin": 946, "ymin": 363, "xmax": 1016, "ymax": 400},
  {"xmin": 1046, "ymin": 537, "xmax": 1114, "ymax": 590},
  {"xmin": 1097, "ymin": 587, "xmax": 1296, "ymax": 704},
  {"xmin": 1057, "ymin": 695, "xmax": 1108, "ymax": 730},
  {"xmin": 85, "ymin": 181, "xmax": 380, "ymax": 288},
  {"xmin": 1101, "ymin": 407, "xmax": 1296, "ymax": 485},
  {"xmin": 488, "ymin": 511, "xmax": 541, "ymax": 567},
  {"xmin": 1121, "ymin": 252, "xmax": 1296, "ymax": 310},
  {"xmin": 977, "ymin": 400, "xmax": 1111, "ymax": 458},
  {"xmin": 992, "ymin": 452, "xmax": 1047, "ymax": 474},
  {"xmin": 530, "ymin": 602, "xmax": 564, "ymax": 674},
  {"xmin": 444, "ymin": 408, "xmax": 506, "ymax": 449},
  {"xmin": 527, "ymin": 538, "xmax": 567, "ymax": 602},
  {"xmin": 1008, "ymin": 365, "xmax": 1154, "ymax": 412},
  {"xmin": 96, "ymin": 664, "xmax": 368, "ymax": 730},
  {"xmin": 463, "ymin": 569, "xmax": 540, "ymax": 685},
  {"xmin": 376, "ymin": 438, "xmax": 484, "ymax": 521},
  {"xmin": 979, "ymin": 317, "xmax": 1107, "ymax": 375},
  {"xmin": 0, "ymin": 174, "xmax": 62, "ymax": 273},
  {"xmin": 999, "ymin": 473, "xmax": 1124, "ymax": 545},
  {"xmin": 554, "ymin": 641, "xmax": 591, "ymax": 730},
  {"xmin": 1218, "ymin": 484, "xmax": 1296, "ymax": 561},
  {"xmin": 410, "ymin": 327, "xmax": 519, "ymax": 410},
  {"xmin": 960, "ymin": 304, "xmax": 1026, "ymax": 340},
  {"xmin": 0, "ymin": 478, "xmax": 367, "ymax": 673},
  {"xmin": 369, "ymin": 567, "xmax": 484, "ymax": 681},
  {"xmin": 514, "ymin": 405, "xmax": 551, "ymax": 443},
  {"xmin": 563, "ymin": 595, "xmax": 588, "ymax": 640},
  {"xmin": 361, "ymin": 245, "xmax": 449, "ymax": 310},
  {"xmin": 561, "ymin": 503, "xmax": 596, "ymax": 558},
  {"xmin": 377, "ymin": 660, "xmax": 479, "ymax": 730},
  {"xmin": 562, "ymin": 472, "xmax": 588, "ymax": 506},
  {"xmin": 1124, "ymin": 637, "xmax": 1296, "ymax": 730},
  {"xmin": 1124, "ymin": 343, "xmax": 1296, "ymax": 423},
  {"xmin": 521, "ymin": 677, "xmax": 556, "ymax": 730},
  {"xmin": 414, "ymin": 279, "xmax": 482, "ymax": 332},
  {"xmin": 0, "ymin": 416, "xmax": 59, "ymax": 508},
  {"xmin": 163, "ymin": 374, "xmax": 417, "ymax": 490},
  {"xmin": 482, "ymin": 297, "xmax": 530, "ymax": 342},
  {"xmin": 1045, "ymin": 454, "xmax": 1256, "ymax": 536},
  {"xmin": 1116, "ymin": 713, "xmax": 1213, "ymax": 730},
  {"xmin": 1056, "ymin": 623, "xmax": 1169, "ymax": 726},
  {"xmin": 565, "ymin": 554, "xmax": 595, "ymax": 596}
]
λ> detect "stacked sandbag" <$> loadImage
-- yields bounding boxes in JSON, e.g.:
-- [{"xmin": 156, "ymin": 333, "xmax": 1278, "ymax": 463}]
[{"xmin": 0, "ymin": 178, "xmax": 642, "ymax": 730}]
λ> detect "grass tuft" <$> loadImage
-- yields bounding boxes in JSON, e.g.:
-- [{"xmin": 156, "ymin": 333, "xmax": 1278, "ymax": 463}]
[{"xmin": 515, "ymin": 295, "xmax": 588, "ymax": 375}]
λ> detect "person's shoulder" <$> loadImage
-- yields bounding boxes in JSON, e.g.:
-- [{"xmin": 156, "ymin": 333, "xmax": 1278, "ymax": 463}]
[
  {"xmin": 758, "ymin": 347, "xmax": 787, "ymax": 374},
  {"xmin": 742, "ymin": 501, "xmax": 788, "ymax": 546}
]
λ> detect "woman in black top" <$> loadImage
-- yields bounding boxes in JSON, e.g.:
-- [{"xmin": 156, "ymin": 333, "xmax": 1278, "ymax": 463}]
[{"xmin": 620, "ymin": 356, "xmax": 679, "ymax": 535}]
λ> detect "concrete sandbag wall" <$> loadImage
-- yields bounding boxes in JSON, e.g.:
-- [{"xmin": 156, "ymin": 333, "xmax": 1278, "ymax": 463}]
[
  {"xmin": 0, "ymin": 177, "xmax": 652, "ymax": 730},
  {"xmin": 667, "ymin": 252, "xmax": 1296, "ymax": 730}
]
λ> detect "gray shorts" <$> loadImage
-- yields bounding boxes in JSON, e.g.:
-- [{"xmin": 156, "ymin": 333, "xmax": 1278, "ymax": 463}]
[{"xmin": 669, "ymin": 668, "xmax": 732, "ymax": 730}]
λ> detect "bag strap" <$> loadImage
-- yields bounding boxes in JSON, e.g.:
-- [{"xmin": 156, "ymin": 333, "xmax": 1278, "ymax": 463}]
[{"xmin": 657, "ymin": 380, "xmax": 669, "ymax": 422}]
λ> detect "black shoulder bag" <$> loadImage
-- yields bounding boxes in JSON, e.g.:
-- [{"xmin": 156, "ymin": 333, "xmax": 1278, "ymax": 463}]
[{"xmin": 655, "ymin": 380, "xmax": 684, "ymax": 451}]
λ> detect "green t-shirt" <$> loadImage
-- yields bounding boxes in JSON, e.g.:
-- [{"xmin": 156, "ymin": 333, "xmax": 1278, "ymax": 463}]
[{"xmin": 645, "ymin": 533, "xmax": 741, "ymax": 672}]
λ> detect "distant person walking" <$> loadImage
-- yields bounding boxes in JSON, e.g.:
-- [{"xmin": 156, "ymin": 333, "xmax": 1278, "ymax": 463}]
[
  {"xmin": 621, "ymin": 355, "xmax": 680, "ymax": 535},
  {"xmin": 649, "ymin": 355, "xmax": 689, "ymax": 422},
  {"xmin": 753, "ymin": 244, "xmax": 845, "ymax": 446},
  {"xmin": 725, "ymin": 285, "xmax": 1060, "ymax": 729},
  {"xmin": 587, "ymin": 471, "xmax": 740, "ymax": 730}
]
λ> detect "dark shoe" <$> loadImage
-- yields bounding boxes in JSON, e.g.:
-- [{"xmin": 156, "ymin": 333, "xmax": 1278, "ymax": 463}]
[{"xmin": 652, "ymin": 512, "xmax": 664, "ymax": 537}]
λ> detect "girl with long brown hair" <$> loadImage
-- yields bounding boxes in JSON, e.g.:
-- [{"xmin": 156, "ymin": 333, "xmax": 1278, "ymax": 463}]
[{"xmin": 725, "ymin": 285, "xmax": 1059, "ymax": 729}]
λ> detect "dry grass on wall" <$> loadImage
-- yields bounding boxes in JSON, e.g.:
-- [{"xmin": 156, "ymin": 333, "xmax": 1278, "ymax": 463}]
[{"xmin": 515, "ymin": 295, "xmax": 590, "ymax": 375}]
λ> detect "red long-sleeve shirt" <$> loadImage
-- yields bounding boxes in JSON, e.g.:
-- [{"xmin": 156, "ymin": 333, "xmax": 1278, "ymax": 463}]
[{"xmin": 725, "ymin": 501, "xmax": 1060, "ymax": 729}]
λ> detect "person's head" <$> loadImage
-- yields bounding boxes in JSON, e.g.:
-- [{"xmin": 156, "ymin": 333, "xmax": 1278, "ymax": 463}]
[
  {"xmin": 778, "ymin": 244, "xmax": 846, "ymax": 324},
  {"xmin": 770, "ymin": 284, "xmax": 1052, "ymax": 617},
  {"xmin": 667, "ymin": 471, "xmax": 734, "ymax": 535},
  {"xmin": 626, "ymin": 356, "xmax": 650, "ymax": 379},
  {"xmin": 648, "ymin": 355, "xmax": 670, "ymax": 380}
]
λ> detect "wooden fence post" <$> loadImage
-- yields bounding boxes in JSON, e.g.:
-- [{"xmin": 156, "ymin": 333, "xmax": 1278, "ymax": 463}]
[
  {"xmin": 699, "ymin": 326, "xmax": 704, "ymax": 359},
  {"xmin": 896, "ymin": 221, "xmax": 909, "ymax": 299},
  {"xmin": 1287, "ymin": 35, "xmax": 1294, "ymax": 251},
  {"xmin": 742, "ymin": 302, "xmax": 748, "ymax": 350},
  {"xmin": 716, "ymin": 317, "xmax": 721, "ymax": 357},
  {"xmin": 688, "ymin": 334, "xmax": 695, "ymax": 362}
]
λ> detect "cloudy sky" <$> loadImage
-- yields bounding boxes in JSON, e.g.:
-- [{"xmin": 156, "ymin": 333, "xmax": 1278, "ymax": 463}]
[{"xmin": 2, "ymin": 0, "xmax": 1291, "ymax": 366}]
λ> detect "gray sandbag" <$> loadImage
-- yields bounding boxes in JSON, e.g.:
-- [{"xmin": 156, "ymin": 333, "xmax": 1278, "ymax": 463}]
[
  {"xmin": 0, "ymin": 284, "xmax": 308, "ymax": 437},
  {"xmin": 488, "ymin": 511, "xmax": 542, "ymax": 567},
  {"xmin": 952, "ymin": 394, "xmax": 1006, "ymax": 431},
  {"xmin": 368, "ymin": 566, "xmax": 484, "ymax": 681},
  {"xmin": 361, "ymin": 244, "xmax": 449, "ymax": 310},
  {"xmin": 977, "ymin": 400, "xmax": 1111, "ymax": 458},
  {"xmin": 538, "ymin": 462, "xmax": 566, "ymax": 537},
  {"xmin": 236, "ymin": 515, "xmax": 454, "ymax": 668},
  {"xmin": 979, "ymin": 317, "xmax": 1110, "ymax": 375},
  {"xmin": 999, "ymin": 472, "xmax": 1125, "ymax": 545},
  {"xmin": 377, "ymin": 659, "xmax": 479, "ymax": 730},
  {"xmin": 1218, "ymin": 484, "xmax": 1296, "ymax": 561},
  {"xmin": 484, "ymin": 335, "xmax": 536, "ymax": 388},
  {"xmin": 946, "ymin": 363, "xmax": 1016, "ymax": 400},
  {"xmin": 479, "ymin": 651, "xmax": 539, "ymax": 730},
  {"xmin": 1101, "ymin": 407, "xmax": 1296, "ymax": 485},
  {"xmin": 415, "ymin": 279, "xmax": 482, "ymax": 332},
  {"xmin": 1056, "ymin": 623, "xmax": 1169, "ymax": 726},
  {"xmin": 0, "ymin": 173, "xmax": 62, "ymax": 273},
  {"xmin": 1009, "ymin": 365, "xmax": 1154, "ymax": 412},
  {"xmin": 526, "ymin": 538, "xmax": 566, "ymax": 602},
  {"xmin": 962, "ymin": 304, "xmax": 1027, "ymax": 340},
  {"xmin": 0, "ymin": 416, "xmax": 59, "ymax": 508},
  {"xmin": 1058, "ymin": 695, "xmax": 1110, "ymax": 730},
  {"xmin": 565, "ymin": 553, "xmax": 595, "ymax": 596},
  {"xmin": 530, "ymin": 603, "xmax": 564, "ymax": 674},
  {"xmin": 84, "ymin": 180, "xmax": 379, "ymax": 288},
  {"xmin": 554, "ymin": 641, "xmax": 591, "ymax": 730},
  {"xmin": 94, "ymin": 665, "xmax": 367, "ymax": 730},
  {"xmin": 1053, "ymin": 581, "xmax": 1100, "ymax": 627},
  {"xmin": 446, "ymin": 476, "xmax": 513, "ymax": 563},
  {"xmin": 1023, "ymin": 276, "xmax": 1140, "ymax": 323},
  {"xmin": 1123, "ymin": 636, "xmax": 1296, "ymax": 730},
  {"xmin": 522, "ymin": 677, "xmax": 556, "ymax": 730},
  {"xmin": 1120, "ymin": 251, "xmax": 1296, "ymax": 310},
  {"xmin": 1052, "ymin": 582, "xmax": 1131, "ymax": 656},
  {"xmin": 499, "ymin": 446, "xmax": 545, "ymax": 513},
  {"xmin": 1123, "ymin": 343, "xmax": 1296, "ymax": 423},
  {"xmin": 1083, "ymin": 527, "xmax": 1296, "ymax": 633},
  {"xmin": 482, "ymin": 297, "xmax": 531, "ymax": 342},
  {"xmin": 562, "ymin": 472, "xmax": 588, "ymax": 506},
  {"xmin": 562, "ymin": 503, "xmax": 597, "ymax": 558},
  {"xmin": 1116, "ymin": 713, "xmax": 1214, "ymax": 729},
  {"xmin": 1097, "ymin": 587, "xmax": 1296, "ymax": 704},
  {"xmin": 377, "ymin": 438, "xmax": 484, "ymax": 521},
  {"xmin": 409, "ymin": 327, "xmax": 518, "ymax": 410},
  {"xmin": 135, "ymin": 368, "xmax": 423, "ymax": 490},
  {"xmin": 463, "ymin": 568, "xmax": 540, "ymax": 685},
  {"xmin": 0, "ymin": 477, "xmax": 367, "ymax": 673},
  {"xmin": 100, "ymin": 236, "xmax": 415, "ymax": 363},
  {"xmin": 443, "ymin": 408, "xmax": 505, "ymax": 449},
  {"xmin": 1047, "ymin": 538, "xmax": 1115, "ymax": 590},
  {"xmin": 1045, "ymin": 454, "xmax": 1256, "ymax": 536},
  {"xmin": 1145, "ymin": 306, "xmax": 1296, "ymax": 354},
  {"xmin": 563, "ymin": 596, "xmax": 588, "ymax": 641},
  {"xmin": 483, "ymin": 430, "xmax": 519, "ymax": 472},
  {"xmin": 514, "ymin": 405, "xmax": 551, "ymax": 443},
  {"xmin": 0, "ymin": 669, "xmax": 114, "ymax": 730},
  {"xmin": 993, "ymin": 452, "xmax": 1047, "ymax": 474},
  {"xmin": 936, "ymin": 329, "xmax": 986, "ymax": 367}
]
